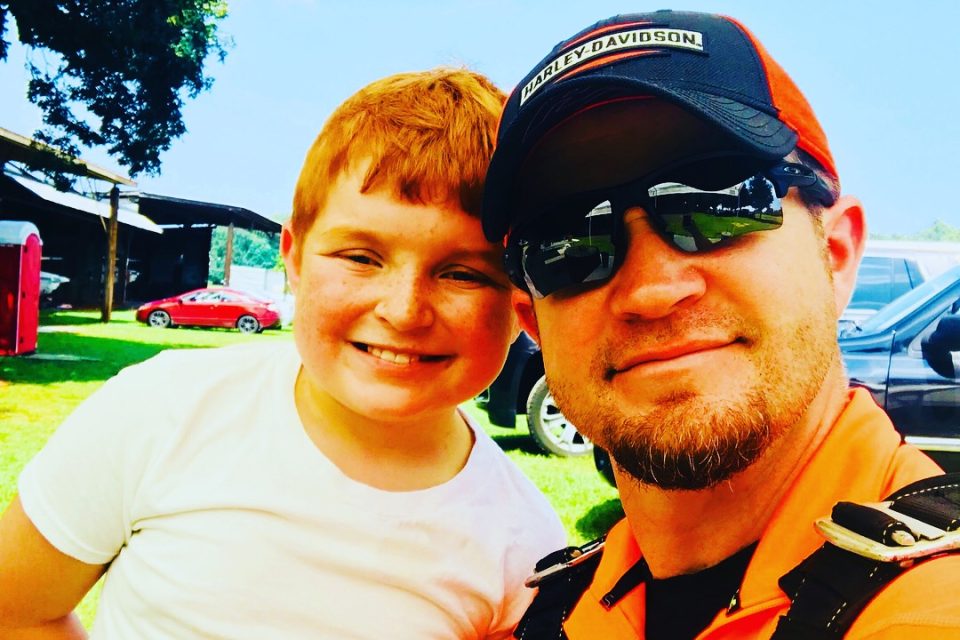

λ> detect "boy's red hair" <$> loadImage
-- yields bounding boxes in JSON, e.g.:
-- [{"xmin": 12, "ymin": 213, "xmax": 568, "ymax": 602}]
[{"xmin": 291, "ymin": 68, "xmax": 506, "ymax": 241}]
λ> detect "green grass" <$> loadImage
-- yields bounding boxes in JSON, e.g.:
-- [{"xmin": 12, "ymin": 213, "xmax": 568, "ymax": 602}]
[
  {"xmin": 460, "ymin": 403, "xmax": 622, "ymax": 543},
  {"xmin": 660, "ymin": 211, "xmax": 781, "ymax": 238},
  {"xmin": 1, "ymin": 309, "xmax": 622, "ymax": 627}
]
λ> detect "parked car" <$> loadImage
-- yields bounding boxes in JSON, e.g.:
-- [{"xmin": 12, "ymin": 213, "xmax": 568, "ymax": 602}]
[
  {"xmin": 135, "ymin": 287, "xmax": 281, "ymax": 334},
  {"xmin": 481, "ymin": 259, "xmax": 960, "ymax": 470},
  {"xmin": 476, "ymin": 331, "xmax": 593, "ymax": 457},
  {"xmin": 840, "ymin": 265, "xmax": 960, "ymax": 472},
  {"xmin": 39, "ymin": 271, "xmax": 70, "ymax": 296},
  {"xmin": 840, "ymin": 241, "xmax": 960, "ymax": 330}
]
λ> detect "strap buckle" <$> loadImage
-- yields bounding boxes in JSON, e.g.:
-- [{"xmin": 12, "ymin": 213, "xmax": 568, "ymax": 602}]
[
  {"xmin": 815, "ymin": 500, "xmax": 960, "ymax": 563},
  {"xmin": 524, "ymin": 538, "xmax": 605, "ymax": 588}
]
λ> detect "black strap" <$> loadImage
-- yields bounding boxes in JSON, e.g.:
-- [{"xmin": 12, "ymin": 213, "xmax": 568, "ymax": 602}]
[
  {"xmin": 513, "ymin": 539, "xmax": 606, "ymax": 640},
  {"xmin": 517, "ymin": 474, "xmax": 959, "ymax": 639},
  {"xmin": 773, "ymin": 472, "xmax": 960, "ymax": 639}
]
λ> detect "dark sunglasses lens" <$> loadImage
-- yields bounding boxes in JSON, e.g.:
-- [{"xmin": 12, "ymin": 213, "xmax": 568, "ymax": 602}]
[
  {"xmin": 646, "ymin": 174, "xmax": 784, "ymax": 252},
  {"xmin": 520, "ymin": 200, "xmax": 618, "ymax": 297}
]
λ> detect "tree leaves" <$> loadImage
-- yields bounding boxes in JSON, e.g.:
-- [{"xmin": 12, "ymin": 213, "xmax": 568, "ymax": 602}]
[
  {"xmin": 208, "ymin": 226, "xmax": 281, "ymax": 285},
  {"xmin": 1, "ymin": 0, "xmax": 229, "ymax": 178}
]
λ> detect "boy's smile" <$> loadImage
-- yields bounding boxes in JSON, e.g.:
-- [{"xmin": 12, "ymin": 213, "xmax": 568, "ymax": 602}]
[
  {"xmin": 282, "ymin": 165, "xmax": 517, "ymax": 429},
  {"xmin": 355, "ymin": 343, "xmax": 449, "ymax": 365}
]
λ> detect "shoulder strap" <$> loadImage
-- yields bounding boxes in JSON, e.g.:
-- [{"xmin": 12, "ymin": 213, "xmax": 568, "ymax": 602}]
[
  {"xmin": 513, "ymin": 537, "xmax": 606, "ymax": 640},
  {"xmin": 773, "ymin": 472, "xmax": 960, "ymax": 639}
]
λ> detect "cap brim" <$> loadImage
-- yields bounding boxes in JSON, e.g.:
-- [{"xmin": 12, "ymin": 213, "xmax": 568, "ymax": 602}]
[{"xmin": 482, "ymin": 75, "xmax": 798, "ymax": 241}]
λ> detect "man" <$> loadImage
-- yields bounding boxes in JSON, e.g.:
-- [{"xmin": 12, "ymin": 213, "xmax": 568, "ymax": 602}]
[{"xmin": 481, "ymin": 10, "xmax": 960, "ymax": 639}]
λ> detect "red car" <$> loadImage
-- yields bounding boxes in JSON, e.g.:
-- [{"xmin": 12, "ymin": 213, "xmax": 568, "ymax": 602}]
[{"xmin": 135, "ymin": 287, "xmax": 281, "ymax": 334}]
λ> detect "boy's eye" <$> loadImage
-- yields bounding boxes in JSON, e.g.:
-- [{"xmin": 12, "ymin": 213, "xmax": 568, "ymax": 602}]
[
  {"xmin": 339, "ymin": 252, "xmax": 380, "ymax": 266},
  {"xmin": 442, "ymin": 268, "xmax": 492, "ymax": 285}
]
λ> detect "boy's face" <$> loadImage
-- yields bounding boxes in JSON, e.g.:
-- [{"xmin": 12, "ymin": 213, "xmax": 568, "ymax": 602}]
[{"xmin": 282, "ymin": 167, "xmax": 517, "ymax": 425}]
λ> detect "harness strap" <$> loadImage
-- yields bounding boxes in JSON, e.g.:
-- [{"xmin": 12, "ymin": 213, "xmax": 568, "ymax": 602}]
[
  {"xmin": 773, "ymin": 472, "xmax": 960, "ymax": 639},
  {"xmin": 513, "ymin": 539, "xmax": 605, "ymax": 640}
]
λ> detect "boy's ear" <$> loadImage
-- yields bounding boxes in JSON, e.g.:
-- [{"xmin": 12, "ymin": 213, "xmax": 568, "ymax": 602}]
[
  {"xmin": 280, "ymin": 224, "xmax": 301, "ymax": 293},
  {"xmin": 820, "ymin": 195, "xmax": 866, "ymax": 316},
  {"xmin": 511, "ymin": 289, "xmax": 540, "ymax": 345}
]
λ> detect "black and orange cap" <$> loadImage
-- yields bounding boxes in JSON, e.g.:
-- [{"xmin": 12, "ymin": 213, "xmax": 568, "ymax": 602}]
[{"xmin": 482, "ymin": 10, "xmax": 837, "ymax": 241}]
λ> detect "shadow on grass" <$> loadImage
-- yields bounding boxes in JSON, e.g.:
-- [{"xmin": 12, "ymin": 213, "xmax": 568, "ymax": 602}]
[
  {"xmin": 575, "ymin": 498, "xmax": 625, "ymax": 541},
  {"xmin": 39, "ymin": 310, "xmax": 111, "ymax": 326},
  {"xmin": 2, "ymin": 333, "xmax": 215, "ymax": 385},
  {"xmin": 491, "ymin": 432, "xmax": 545, "ymax": 455}
]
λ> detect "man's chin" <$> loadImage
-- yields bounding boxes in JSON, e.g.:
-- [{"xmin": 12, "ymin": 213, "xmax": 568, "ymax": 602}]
[
  {"xmin": 609, "ymin": 440, "xmax": 763, "ymax": 491},
  {"xmin": 598, "ymin": 399, "xmax": 774, "ymax": 491}
]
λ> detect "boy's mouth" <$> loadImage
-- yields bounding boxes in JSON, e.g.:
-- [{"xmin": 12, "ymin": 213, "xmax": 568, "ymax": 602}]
[{"xmin": 354, "ymin": 343, "xmax": 447, "ymax": 364}]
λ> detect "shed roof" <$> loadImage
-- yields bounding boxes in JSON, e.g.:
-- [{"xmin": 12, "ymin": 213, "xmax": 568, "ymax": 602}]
[
  {"xmin": 0, "ymin": 127, "xmax": 135, "ymax": 187},
  {"xmin": 136, "ymin": 193, "xmax": 281, "ymax": 233}
]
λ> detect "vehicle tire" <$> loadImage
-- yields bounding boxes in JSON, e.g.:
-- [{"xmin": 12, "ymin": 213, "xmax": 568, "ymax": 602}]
[
  {"xmin": 526, "ymin": 375, "xmax": 593, "ymax": 457},
  {"xmin": 147, "ymin": 310, "xmax": 172, "ymax": 328},
  {"xmin": 236, "ymin": 315, "xmax": 260, "ymax": 334}
]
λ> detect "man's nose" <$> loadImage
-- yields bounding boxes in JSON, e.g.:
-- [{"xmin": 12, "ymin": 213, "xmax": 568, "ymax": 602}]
[
  {"xmin": 373, "ymin": 270, "xmax": 436, "ymax": 331},
  {"xmin": 606, "ymin": 211, "xmax": 707, "ymax": 319}
]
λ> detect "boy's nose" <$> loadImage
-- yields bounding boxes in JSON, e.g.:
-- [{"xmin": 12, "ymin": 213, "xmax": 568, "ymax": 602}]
[{"xmin": 373, "ymin": 272, "xmax": 436, "ymax": 331}]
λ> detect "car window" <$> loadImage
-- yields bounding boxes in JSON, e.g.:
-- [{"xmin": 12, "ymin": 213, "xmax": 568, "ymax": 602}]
[
  {"xmin": 861, "ymin": 267, "xmax": 960, "ymax": 334},
  {"xmin": 908, "ymin": 299, "xmax": 960, "ymax": 355},
  {"xmin": 890, "ymin": 258, "xmax": 913, "ymax": 300},
  {"xmin": 850, "ymin": 257, "xmax": 897, "ymax": 311}
]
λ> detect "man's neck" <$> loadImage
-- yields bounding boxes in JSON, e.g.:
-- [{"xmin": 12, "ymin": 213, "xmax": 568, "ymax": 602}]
[{"xmin": 616, "ymin": 369, "xmax": 851, "ymax": 579}]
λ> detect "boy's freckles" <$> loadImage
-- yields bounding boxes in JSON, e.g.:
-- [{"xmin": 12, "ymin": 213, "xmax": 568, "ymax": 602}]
[{"xmin": 290, "ymin": 168, "xmax": 516, "ymax": 424}]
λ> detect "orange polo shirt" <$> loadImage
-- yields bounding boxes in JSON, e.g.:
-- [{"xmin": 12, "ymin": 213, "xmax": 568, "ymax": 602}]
[{"xmin": 563, "ymin": 388, "xmax": 960, "ymax": 639}]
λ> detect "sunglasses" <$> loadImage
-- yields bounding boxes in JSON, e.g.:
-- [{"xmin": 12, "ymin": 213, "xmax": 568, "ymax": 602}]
[{"xmin": 505, "ymin": 155, "xmax": 835, "ymax": 298}]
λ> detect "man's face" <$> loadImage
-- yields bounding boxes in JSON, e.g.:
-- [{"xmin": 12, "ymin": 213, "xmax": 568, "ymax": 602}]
[{"xmin": 512, "ymin": 100, "xmax": 844, "ymax": 490}]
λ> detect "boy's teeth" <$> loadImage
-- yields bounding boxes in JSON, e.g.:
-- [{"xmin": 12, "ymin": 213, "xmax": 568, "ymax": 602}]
[{"xmin": 368, "ymin": 346, "xmax": 417, "ymax": 364}]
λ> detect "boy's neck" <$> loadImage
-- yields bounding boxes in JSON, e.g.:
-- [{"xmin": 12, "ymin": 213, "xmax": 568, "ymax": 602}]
[{"xmin": 293, "ymin": 368, "xmax": 475, "ymax": 491}]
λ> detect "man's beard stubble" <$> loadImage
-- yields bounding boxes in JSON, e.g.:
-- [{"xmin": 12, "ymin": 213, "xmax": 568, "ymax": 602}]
[
  {"xmin": 547, "ymin": 304, "xmax": 838, "ymax": 491},
  {"xmin": 600, "ymin": 388, "xmax": 772, "ymax": 490}
]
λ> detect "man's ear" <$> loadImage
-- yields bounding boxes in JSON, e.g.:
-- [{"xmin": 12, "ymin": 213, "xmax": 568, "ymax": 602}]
[
  {"xmin": 280, "ymin": 224, "xmax": 301, "ymax": 294},
  {"xmin": 512, "ymin": 289, "xmax": 540, "ymax": 345},
  {"xmin": 820, "ymin": 195, "xmax": 866, "ymax": 315}
]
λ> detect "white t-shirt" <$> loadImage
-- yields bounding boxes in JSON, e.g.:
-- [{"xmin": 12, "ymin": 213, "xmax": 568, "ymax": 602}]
[{"xmin": 19, "ymin": 341, "xmax": 566, "ymax": 639}]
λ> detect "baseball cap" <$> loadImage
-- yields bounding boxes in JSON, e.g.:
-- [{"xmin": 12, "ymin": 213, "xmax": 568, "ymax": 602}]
[{"xmin": 482, "ymin": 9, "xmax": 836, "ymax": 241}]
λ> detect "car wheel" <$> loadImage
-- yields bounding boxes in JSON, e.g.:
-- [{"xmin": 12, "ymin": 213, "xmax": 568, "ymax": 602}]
[
  {"xmin": 526, "ymin": 375, "xmax": 593, "ymax": 457},
  {"xmin": 236, "ymin": 315, "xmax": 261, "ymax": 334},
  {"xmin": 147, "ymin": 310, "xmax": 172, "ymax": 328}
]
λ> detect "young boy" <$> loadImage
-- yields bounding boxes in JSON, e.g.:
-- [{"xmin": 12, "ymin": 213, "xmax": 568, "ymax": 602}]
[{"xmin": 0, "ymin": 68, "xmax": 566, "ymax": 639}]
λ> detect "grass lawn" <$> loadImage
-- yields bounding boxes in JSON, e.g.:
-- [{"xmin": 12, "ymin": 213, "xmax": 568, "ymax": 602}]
[{"xmin": 1, "ymin": 309, "xmax": 621, "ymax": 628}]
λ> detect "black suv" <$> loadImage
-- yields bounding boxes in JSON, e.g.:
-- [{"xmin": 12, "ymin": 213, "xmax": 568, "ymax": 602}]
[
  {"xmin": 839, "ymin": 265, "xmax": 960, "ymax": 472},
  {"xmin": 479, "ymin": 265, "xmax": 960, "ymax": 474}
]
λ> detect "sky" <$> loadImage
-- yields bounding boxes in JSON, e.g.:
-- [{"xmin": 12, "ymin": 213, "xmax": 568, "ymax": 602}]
[{"xmin": 1, "ymin": 0, "xmax": 958, "ymax": 237}]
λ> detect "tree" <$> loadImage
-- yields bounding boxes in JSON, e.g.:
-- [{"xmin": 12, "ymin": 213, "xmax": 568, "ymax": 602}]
[
  {"xmin": 0, "ymin": 0, "xmax": 229, "ymax": 179},
  {"xmin": 208, "ymin": 226, "xmax": 280, "ymax": 285},
  {"xmin": 872, "ymin": 219, "xmax": 960, "ymax": 242}
]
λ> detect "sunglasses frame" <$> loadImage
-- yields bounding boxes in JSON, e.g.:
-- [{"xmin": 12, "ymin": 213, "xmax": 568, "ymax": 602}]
[{"xmin": 505, "ymin": 154, "xmax": 836, "ymax": 297}]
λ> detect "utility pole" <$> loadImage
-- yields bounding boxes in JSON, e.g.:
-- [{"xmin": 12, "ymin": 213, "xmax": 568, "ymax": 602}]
[
  {"xmin": 101, "ymin": 185, "xmax": 119, "ymax": 322},
  {"xmin": 224, "ymin": 222, "xmax": 235, "ymax": 286}
]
